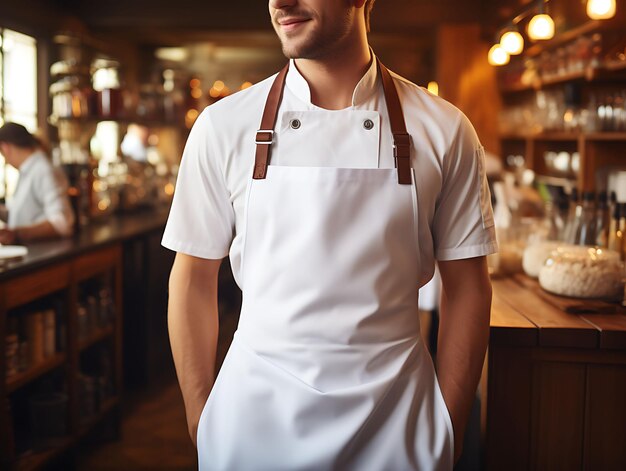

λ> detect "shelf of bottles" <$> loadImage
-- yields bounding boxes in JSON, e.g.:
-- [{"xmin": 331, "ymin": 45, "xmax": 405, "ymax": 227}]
[{"xmin": 1, "ymin": 247, "xmax": 122, "ymax": 469}]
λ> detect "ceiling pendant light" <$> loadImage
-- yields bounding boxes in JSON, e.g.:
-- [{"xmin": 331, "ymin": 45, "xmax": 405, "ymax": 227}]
[
  {"xmin": 500, "ymin": 30, "xmax": 525, "ymax": 55},
  {"xmin": 528, "ymin": 13, "xmax": 555, "ymax": 40},
  {"xmin": 586, "ymin": 0, "xmax": 616, "ymax": 20},
  {"xmin": 488, "ymin": 44, "xmax": 510, "ymax": 66}
]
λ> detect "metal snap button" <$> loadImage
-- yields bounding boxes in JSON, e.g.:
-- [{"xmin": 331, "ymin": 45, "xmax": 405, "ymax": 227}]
[
  {"xmin": 290, "ymin": 119, "xmax": 301, "ymax": 129},
  {"xmin": 363, "ymin": 119, "xmax": 374, "ymax": 130}
]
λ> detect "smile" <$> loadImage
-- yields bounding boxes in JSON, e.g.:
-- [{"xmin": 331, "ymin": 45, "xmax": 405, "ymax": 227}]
[{"xmin": 277, "ymin": 17, "xmax": 311, "ymax": 33}]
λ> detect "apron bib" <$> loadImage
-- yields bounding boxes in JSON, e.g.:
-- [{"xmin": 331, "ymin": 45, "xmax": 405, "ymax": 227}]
[{"xmin": 197, "ymin": 60, "xmax": 454, "ymax": 471}]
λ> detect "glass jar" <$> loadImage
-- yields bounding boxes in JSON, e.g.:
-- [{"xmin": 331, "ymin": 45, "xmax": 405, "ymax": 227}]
[
  {"xmin": 522, "ymin": 241, "xmax": 563, "ymax": 278},
  {"xmin": 539, "ymin": 246, "xmax": 624, "ymax": 299}
]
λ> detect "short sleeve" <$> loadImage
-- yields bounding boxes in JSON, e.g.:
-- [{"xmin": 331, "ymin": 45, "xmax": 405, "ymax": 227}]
[
  {"xmin": 162, "ymin": 109, "xmax": 235, "ymax": 259},
  {"xmin": 432, "ymin": 113, "xmax": 498, "ymax": 261},
  {"xmin": 36, "ymin": 163, "xmax": 74, "ymax": 236}
]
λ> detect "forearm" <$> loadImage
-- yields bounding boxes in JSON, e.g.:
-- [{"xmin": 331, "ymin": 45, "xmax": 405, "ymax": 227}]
[
  {"xmin": 168, "ymin": 255, "xmax": 221, "ymax": 444},
  {"xmin": 437, "ymin": 257, "xmax": 492, "ymax": 461},
  {"xmin": 15, "ymin": 220, "xmax": 62, "ymax": 242}
]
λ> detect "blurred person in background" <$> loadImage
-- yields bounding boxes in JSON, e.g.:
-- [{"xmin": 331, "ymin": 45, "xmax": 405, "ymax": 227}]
[{"xmin": 0, "ymin": 122, "xmax": 74, "ymax": 244}]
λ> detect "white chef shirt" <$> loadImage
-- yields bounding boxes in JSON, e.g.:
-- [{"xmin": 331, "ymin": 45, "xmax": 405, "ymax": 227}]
[
  {"xmin": 162, "ymin": 53, "xmax": 498, "ymax": 285},
  {"xmin": 7, "ymin": 150, "xmax": 74, "ymax": 236}
]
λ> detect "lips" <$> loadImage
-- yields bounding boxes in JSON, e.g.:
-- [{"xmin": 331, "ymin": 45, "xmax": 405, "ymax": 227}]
[{"xmin": 276, "ymin": 16, "xmax": 311, "ymax": 32}]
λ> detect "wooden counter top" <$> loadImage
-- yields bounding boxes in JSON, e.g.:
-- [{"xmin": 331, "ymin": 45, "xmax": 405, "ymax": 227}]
[
  {"xmin": 0, "ymin": 208, "xmax": 170, "ymax": 281},
  {"xmin": 491, "ymin": 274, "xmax": 626, "ymax": 350}
]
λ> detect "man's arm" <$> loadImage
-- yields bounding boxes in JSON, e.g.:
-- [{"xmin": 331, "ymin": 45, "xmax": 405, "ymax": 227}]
[
  {"xmin": 168, "ymin": 253, "xmax": 222, "ymax": 446},
  {"xmin": 436, "ymin": 255, "xmax": 492, "ymax": 463},
  {"xmin": 0, "ymin": 220, "xmax": 63, "ymax": 244}
]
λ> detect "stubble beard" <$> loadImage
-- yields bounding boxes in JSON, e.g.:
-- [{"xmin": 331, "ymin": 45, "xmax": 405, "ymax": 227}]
[{"xmin": 276, "ymin": 10, "xmax": 354, "ymax": 60}]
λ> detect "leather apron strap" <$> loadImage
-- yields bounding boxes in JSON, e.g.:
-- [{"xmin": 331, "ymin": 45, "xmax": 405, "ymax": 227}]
[{"xmin": 253, "ymin": 58, "xmax": 412, "ymax": 184}]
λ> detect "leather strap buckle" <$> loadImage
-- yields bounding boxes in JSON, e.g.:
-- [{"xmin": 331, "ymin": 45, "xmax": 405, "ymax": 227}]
[
  {"xmin": 393, "ymin": 133, "xmax": 411, "ymax": 158},
  {"xmin": 255, "ymin": 130, "xmax": 274, "ymax": 145}
]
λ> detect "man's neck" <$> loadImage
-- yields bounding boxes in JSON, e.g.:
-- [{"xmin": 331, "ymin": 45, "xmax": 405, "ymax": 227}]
[{"xmin": 294, "ymin": 36, "xmax": 372, "ymax": 111}]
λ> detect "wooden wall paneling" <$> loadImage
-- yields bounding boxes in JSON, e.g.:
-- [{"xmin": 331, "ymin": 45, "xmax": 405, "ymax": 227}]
[
  {"xmin": 486, "ymin": 346, "xmax": 533, "ymax": 471},
  {"xmin": 531, "ymin": 361, "xmax": 586, "ymax": 470},
  {"xmin": 436, "ymin": 24, "xmax": 502, "ymax": 157},
  {"xmin": 584, "ymin": 365, "xmax": 626, "ymax": 469}
]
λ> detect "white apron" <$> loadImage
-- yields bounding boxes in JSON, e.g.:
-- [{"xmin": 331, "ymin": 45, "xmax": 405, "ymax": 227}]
[{"xmin": 196, "ymin": 60, "xmax": 454, "ymax": 471}]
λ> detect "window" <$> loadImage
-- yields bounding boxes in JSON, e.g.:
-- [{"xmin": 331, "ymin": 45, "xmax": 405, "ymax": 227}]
[{"xmin": 0, "ymin": 28, "xmax": 38, "ymax": 200}]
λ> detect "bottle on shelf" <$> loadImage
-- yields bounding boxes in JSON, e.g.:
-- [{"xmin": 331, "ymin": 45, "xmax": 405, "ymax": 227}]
[
  {"xmin": 26, "ymin": 312, "xmax": 45, "ymax": 366},
  {"xmin": 562, "ymin": 188, "xmax": 581, "ymax": 243},
  {"xmin": 594, "ymin": 191, "xmax": 610, "ymax": 247},
  {"xmin": 43, "ymin": 310, "xmax": 56, "ymax": 358},
  {"xmin": 607, "ymin": 202, "xmax": 624, "ymax": 259},
  {"xmin": 575, "ymin": 191, "xmax": 597, "ymax": 245}
]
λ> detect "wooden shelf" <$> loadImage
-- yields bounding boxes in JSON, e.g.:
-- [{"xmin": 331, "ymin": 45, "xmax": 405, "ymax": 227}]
[
  {"xmin": 500, "ymin": 131, "xmax": 626, "ymax": 142},
  {"xmin": 5, "ymin": 353, "xmax": 67, "ymax": 393},
  {"xmin": 78, "ymin": 396, "xmax": 120, "ymax": 437},
  {"xmin": 49, "ymin": 115, "xmax": 184, "ymax": 129},
  {"xmin": 79, "ymin": 325, "xmax": 115, "ymax": 351},
  {"xmin": 584, "ymin": 132, "xmax": 626, "ymax": 141},
  {"xmin": 15, "ymin": 436, "xmax": 74, "ymax": 471},
  {"xmin": 526, "ymin": 20, "xmax": 603, "ymax": 57},
  {"xmin": 534, "ymin": 174, "xmax": 577, "ymax": 188},
  {"xmin": 13, "ymin": 397, "xmax": 120, "ymax": 471},
  {"xmin": 1, "ymin": 244, "xmax": 124, "ymax": 470}
]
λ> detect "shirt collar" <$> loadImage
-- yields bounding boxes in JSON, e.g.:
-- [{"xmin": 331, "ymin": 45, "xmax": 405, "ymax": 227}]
[
  {"xmin": 18, "ymin": 150, "xmax": 45, "ymax": 175},
  {"xmin": 285, "ymin": 49, "xmax": 379, "ymax": 108}
]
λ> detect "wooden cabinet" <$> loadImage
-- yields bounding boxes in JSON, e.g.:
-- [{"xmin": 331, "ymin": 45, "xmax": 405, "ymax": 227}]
[
  {"xmin": 0, "ymin": 244, "xmax": 123, "ymax": 470},
  {"xmin": 487, "ymin": 276, "xmax": 626, "ymax": 470}
]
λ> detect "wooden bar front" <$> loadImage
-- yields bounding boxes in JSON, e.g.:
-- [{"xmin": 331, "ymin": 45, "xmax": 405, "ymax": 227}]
[{"xmin": 487, "ymin": 275, "xmax": 626, "ymax": 470}]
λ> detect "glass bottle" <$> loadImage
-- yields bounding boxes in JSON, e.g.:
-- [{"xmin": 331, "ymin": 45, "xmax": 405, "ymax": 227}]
[
  {"xmin": 594, "ymin": 191, "xmax": 610, "ymax": 247},
  {"xmin": 617, "ymin": 203, "xmax": 626, "ymax": 261},
  {"xmin": 575, "ymin": 191, "xmax": 596, "ymax": 245},
  {"xmin": 563, "ymin": 188, "xmax": 581, "ymax": 243},
  {"xmin": 607, "ymin": 203, "xmax": 624, "ymax": 259}
]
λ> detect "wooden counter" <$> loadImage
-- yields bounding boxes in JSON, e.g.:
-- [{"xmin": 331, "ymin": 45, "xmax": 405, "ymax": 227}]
[
  {"xmin": 487, "ymin": 275, "xmax": 626, "ymax": 470},
  {"xmin": 0, "ymin": 208, "xmax": 170, "ymax": 281}
]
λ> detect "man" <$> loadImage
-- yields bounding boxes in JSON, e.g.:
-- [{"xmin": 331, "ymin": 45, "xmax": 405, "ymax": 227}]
[{"xmin": 163, "ymin": 0, "xmax": 497, "ymax": 469}]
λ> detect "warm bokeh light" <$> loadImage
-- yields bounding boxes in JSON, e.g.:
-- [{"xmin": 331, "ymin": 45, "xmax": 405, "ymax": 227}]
[
  {"xmin": 164, "ymin": 183, "xmax": 175, "ymax": 196},
  {"xmin": 213, "ymin": 80, "xmax": 225, "ymax": 92},
  {"xmin": 488, "ymin": 44, "xmax": 510, "ymax": 66},
  {"xmin": 209, "ymin": 87, "xmax": 221, "ymax": 98},
  {"xmin": 527, "ymin": 14, "xmax": 555, "ymax": 40},
  {"xmin": 185, "ymin": 109, "xmax": 199, "ymax": 128},
  {"xmin": 500, "ymin": 31, "xmax": 524, "ymax": 55},
  {"xmin": 191, "ymin": 88, "xmax": 202, "ymax": 99},
  {"xmin": 189, "ymin": 78, "xmax": 201, "ymax": 89},
  {"xmin": 98, "ymin": 199, "xmax": 110, "ymax": 211},
  {"xmin": 154, "ymin": 47, "xmax": 188, "ymax": 62},
  {"xmin": 240, "ymin": 81, "xmax": 253, "ymax": 90},
  {"xmin": 586, "ymin": 0, "xmax": 616, "ymax": 19},
  {"xmin": 148, "ymin": 134, "xmax": 159, "ymax": 146},
  {"xmin": 427, "ymin": 81, "xmax": 439, "ymax": 96}
]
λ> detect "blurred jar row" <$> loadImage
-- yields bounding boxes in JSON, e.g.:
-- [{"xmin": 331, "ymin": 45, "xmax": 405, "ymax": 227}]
[
  {"xmin": 499, "ymin": 86, "xmax": 626, "ymax": 135},
  {"xmin": 490, "ymin": 178, "xmax": 625, "ymax": 301},
  {"xmin": 499, "ymin": 32, "xmax": 626, "ymax": 90}
]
